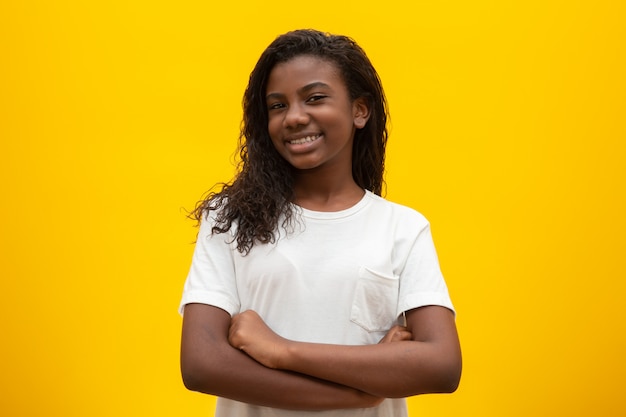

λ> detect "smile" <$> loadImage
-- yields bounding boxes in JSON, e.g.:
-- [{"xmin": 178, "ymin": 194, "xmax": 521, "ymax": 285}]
[{"xmin": 287, "ymin": 134, "xmax": 322, "ymax": 145}]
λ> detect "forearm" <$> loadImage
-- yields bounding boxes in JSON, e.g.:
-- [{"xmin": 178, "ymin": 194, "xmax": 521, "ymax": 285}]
[
  {"xmin": 281, "ymin": 339, "xmax": 460, "ymax": 398},
  {"xmin": 181, "ymin": 304, "xmax": 380, "ymax": 410},
  {"xmin": 183, "ymin": 341, "xmax": 380, "ymax": 409},
  {"xmin": 231, "ymin": 306, "xmax": 461, "ymax": 398}
]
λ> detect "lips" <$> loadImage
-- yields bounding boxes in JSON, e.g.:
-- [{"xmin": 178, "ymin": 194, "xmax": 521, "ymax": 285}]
[{"xmin": 287, "ymin": 133, "xmax": 322, "ymax": 145}]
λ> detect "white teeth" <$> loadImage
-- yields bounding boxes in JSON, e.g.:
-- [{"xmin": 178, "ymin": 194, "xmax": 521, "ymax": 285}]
[{"xmin": 289, "ymin": 134, "xmax": 320, "ymax": 145}]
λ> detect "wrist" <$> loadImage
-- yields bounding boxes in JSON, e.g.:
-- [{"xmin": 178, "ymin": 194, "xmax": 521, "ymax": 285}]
[{"xmin": 278, "ymin": 339, "xmax": 297, "ymax": 370}]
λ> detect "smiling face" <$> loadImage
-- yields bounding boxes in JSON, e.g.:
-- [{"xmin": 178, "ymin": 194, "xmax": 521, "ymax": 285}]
[{"xmin": 265, "ymin": 55, "xmax": 370, "ymax": 175}]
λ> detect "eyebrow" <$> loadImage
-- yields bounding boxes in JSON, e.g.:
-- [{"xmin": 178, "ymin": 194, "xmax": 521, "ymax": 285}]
[{"xmin": 266, "ymin": 81, "xmax": 332, "ymax": 101}]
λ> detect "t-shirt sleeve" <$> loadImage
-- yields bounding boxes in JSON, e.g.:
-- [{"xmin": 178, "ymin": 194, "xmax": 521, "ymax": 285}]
[
  {"xmin": 178, "ymin": 214, "xmax": 240, "ymax": 316},
  {"xmin": 396, "ymin": 218, "xmax": 455, "ymax": 317}
]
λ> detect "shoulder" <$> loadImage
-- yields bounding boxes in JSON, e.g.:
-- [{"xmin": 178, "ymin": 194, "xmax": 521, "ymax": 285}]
[
  {"xmin": 364, "ymin": 191, "xmax": 430, "ymax": 230},
  {"xmin": 197, "ymin": 205, "xmax": 238, "ymax": 239}
]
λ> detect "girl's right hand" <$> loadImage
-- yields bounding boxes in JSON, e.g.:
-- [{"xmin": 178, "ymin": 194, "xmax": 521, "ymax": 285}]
[{"xmin": 229, "ymin": 310, "xmax": 289, "ymax": 369}]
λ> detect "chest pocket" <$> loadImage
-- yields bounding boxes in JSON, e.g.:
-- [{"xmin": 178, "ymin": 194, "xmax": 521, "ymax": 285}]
[{"xmin": 350, "ymin": 266, "xmax": 400, "ymax": 332}]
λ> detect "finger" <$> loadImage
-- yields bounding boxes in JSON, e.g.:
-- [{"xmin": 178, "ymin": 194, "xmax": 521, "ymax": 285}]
[
  {"xmin": 390, "ymin": 330, "xmax": 413, "ymax": 342},
  {"xmin": 378, "ymin": 326, "xmax": 406, "ymax": 343}
]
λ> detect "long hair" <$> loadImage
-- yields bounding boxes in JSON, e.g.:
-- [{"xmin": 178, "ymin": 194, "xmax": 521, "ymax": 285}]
[{"xmin": 191, "ymin": 29, "xmax": 389, "ymax": 254}]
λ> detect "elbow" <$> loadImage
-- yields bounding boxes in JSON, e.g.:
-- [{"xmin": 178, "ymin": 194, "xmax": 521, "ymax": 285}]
[
  {"xmin": 429, "ymin": 341, "xmax": 463, "ymax": 394},
  {"xmin": 438, "ymin": 371, "xmax": 461, "ymax": 394},
  {"xmin": 435, "ymin": 356, "xmax": 462, "ymax": 394},
  {"xmin": 181, "ymin": 363, "xmax": 204, "ymax": 392},
  {"xmin": 180, "ymin": 357, "xmax": 217, "ymax": 394},
  {"xmin": 181, "ymin": 373, "xmax": 200, "ymax": 393},
  {"xmin": 386, "ymin": 360, "xmax": 462, "ymax": 398},
  {"xmin": 407, "ymin": 354, "xmax": 462, "ymax": 396}
]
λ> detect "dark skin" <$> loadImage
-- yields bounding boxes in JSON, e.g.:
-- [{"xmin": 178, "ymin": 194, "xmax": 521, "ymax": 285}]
[
  {"xmin": 266, "ymin": 55, "xmax": 370, "ymax": 212},
  {"xmin": 182, "ymin": 304, "xmax": 386, "ymax": 410},
  {"xmin": 181, "ymin": 304, "xmax": 460, "ymax": 409},
  {"xmin": 228, "ymin": 306, "xmax": 461, "ymax": 398},
  {"xmin": 181, "ymin": 56, "xmax": 462, "ymax": 409}
]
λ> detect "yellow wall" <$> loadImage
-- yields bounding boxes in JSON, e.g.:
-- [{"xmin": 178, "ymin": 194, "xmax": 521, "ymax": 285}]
[{"xmin": 1, "ymin": 1, "xmax": 624, "ymax": 415}]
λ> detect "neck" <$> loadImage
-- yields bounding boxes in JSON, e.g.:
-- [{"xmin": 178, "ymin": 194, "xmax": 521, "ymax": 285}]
[{"xmin": 292, "ymin": 170, "xmax": 364, "ymax": 212}]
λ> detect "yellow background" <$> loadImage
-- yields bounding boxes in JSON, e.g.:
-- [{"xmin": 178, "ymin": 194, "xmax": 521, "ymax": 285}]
[{"xmin": 1, "ymin": 1, "xmax": 625, "ymax": 416}]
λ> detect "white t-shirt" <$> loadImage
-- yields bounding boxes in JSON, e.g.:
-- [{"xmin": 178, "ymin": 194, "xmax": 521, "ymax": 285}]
[{"xmin": 180, "ymin": 191, "xmax": 454, "ymax": 417}]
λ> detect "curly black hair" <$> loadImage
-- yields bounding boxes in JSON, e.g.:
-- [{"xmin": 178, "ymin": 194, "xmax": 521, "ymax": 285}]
[{"xmin": 191, "ymin": 29, "xmax": 389, "ymax": 254}]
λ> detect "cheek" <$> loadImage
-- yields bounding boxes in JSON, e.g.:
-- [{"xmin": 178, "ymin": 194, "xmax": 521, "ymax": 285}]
[
  {"xmin": 267, "ymin": 120, "xmax": 285, "ymax": 155},
  {"xmin": 267, "ymin": 116, "xmax": 281, "ymax": 140}
]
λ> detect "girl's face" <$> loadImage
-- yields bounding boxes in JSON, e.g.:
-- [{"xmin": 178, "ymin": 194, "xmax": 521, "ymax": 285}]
[{"xmin": 265, "ymin": 55, "xmax": 369, "ymax": 173}]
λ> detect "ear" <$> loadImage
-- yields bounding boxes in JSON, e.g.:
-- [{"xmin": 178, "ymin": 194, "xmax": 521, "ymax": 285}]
[{"xmin": 352, "ymin": 97, "xmax": 371, "ymax": 129}]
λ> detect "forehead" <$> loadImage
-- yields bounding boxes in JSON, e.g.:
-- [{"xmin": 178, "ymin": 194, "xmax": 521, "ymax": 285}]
[{"xmin": 266, "ymin": 55, "xmax": 344, "ymax": 92}]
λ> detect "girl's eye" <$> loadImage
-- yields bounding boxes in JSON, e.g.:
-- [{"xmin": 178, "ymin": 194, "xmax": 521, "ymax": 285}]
[
  {"xmin": 307, "ymin": 95, "xmax": 327, "ymax": 103},
  {"xmin": 268, "ymin": 102, "xmax": 285, "ymax": 110}
]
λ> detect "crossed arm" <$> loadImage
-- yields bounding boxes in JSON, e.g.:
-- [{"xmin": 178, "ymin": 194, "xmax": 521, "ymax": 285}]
[{"xmin": 180, "ymin": 303, "xmax": 461, "ymax": 410}]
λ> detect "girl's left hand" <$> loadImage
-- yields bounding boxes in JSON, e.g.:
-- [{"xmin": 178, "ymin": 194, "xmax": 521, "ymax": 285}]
[
  {"xmin": 228, "ymin": 310, "xmax": 287, "ymax": 369},
  {"xmin": 378, "ymin": 325, "xmax": 413, "ymax": 344}
]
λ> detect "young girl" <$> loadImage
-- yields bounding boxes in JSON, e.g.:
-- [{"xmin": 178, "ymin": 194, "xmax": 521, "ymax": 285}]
[{"xmin": 179, "ymin": 29, "xmax": 461, "ymax": 417}]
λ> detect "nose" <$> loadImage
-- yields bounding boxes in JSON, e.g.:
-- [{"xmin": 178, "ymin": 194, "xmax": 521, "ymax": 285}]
[{"xmin": 283, "ymin": 103, "xmax": 309, "ymax": 128}]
